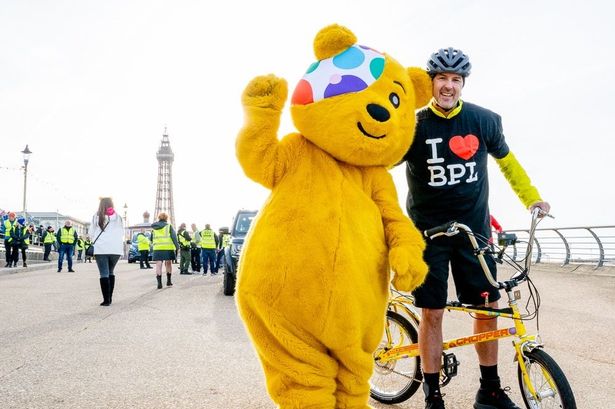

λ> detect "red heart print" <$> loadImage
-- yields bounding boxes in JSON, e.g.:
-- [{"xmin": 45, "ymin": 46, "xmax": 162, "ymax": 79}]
[{"xmin": 449, "ymin": 134, "xmax": 479, "ymax": 160}]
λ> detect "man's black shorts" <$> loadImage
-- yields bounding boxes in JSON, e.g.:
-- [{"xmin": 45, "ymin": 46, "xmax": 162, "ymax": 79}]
[{"xmin": 412, "ymin": 234, "xmax": 500, "ymax": 309}]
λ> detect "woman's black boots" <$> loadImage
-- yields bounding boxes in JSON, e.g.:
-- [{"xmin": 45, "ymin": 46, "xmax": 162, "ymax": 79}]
[
  {"xmin": 109, "ymin": 275, "xmax": 115, "ymax": 304},
  {"xmin": 99, "ymin": 277, "xmax": 111, "ymax": 306}
]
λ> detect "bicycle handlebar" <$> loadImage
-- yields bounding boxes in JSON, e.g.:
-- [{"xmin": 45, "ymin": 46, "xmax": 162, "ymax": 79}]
[
  {"xmin": 424, "ymin": 221, "xmax": 457, "ymax": 238},
  {"xmin": 423, "ymin": 209, "xmax": 553, "ymax": 290}
]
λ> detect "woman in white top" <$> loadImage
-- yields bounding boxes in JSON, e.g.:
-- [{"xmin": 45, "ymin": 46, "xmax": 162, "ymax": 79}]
[{"xmin": 89, "ymin": 197, "xmax": 124, "ymax": 306}]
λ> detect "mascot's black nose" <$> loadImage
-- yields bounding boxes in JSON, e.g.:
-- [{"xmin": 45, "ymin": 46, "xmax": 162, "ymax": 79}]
[{"xmin": 366, "ymin": 104, "xmax": 390, "ymax": 122}]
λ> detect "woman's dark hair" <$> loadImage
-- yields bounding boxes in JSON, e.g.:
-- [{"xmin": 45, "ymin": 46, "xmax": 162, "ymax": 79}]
[{"xmin": 98, "ymin": 197, "xmax": 114, "ymax": 229}]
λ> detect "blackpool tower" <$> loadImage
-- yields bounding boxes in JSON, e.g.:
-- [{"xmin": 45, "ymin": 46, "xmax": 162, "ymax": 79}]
[{"xmin": 154, "ymin": 128, "xmax": 175, "ymax": 227}]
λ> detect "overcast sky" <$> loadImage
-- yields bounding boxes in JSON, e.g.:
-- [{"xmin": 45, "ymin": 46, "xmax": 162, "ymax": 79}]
[{"xmin": 1, "ymin": 0, "xmax": 614, "ymax": 231}]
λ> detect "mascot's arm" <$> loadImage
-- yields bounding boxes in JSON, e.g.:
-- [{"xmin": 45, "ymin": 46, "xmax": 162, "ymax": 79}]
[
  {"xmin": 495, "ymin": 151, "xmax": 543, "ymax": 208},
  {"xmin": 236, "ymin": 74, "xmax": 290, "ymax": 189},
  {"xmin": 371, "ymin": 168, "xmax": 428, "ymax": 292}
]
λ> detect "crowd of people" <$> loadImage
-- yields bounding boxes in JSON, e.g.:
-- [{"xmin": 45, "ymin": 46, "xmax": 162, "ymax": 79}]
[
  {"xmin": 0, "ymin": 212, "xmax": 92, "ymax": 270},
  {"xmin": 1, "ymin": 212, "xmax": 92, "ymax": 269},
  {"xmin": 146, "ymin": 215, "xmax": 230, "ymax": 289},
  {"xmin": 86, "ymin": 201, "xmax": 231, "ymax": 303}
]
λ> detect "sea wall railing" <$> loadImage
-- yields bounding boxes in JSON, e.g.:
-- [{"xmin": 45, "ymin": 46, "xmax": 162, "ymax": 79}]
[{"xmin": 501, "ymin": 225, "xmax": 615, "ymax": 268}]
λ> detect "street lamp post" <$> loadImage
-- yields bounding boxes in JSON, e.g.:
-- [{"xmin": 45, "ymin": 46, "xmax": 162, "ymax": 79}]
[
  {"xmin": 123, "ymin": 203, "xmax": 128, "ymax": 233},
  {"xmin": 123, "ymin": 203, "xmax": 128, "ymax": 257},
  {"xmin": 21, "ymin": 145, "xmax": 32, "ymax": 221}
]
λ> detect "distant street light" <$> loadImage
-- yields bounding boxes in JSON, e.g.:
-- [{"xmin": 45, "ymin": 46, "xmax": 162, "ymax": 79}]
[
  {"xmin": 21, "ymin": 145, "xmax": 32, "ymax": 221},
  {"xmin": 123, "ymin": 203, "xmax": 128, "ymax": 235},
  {"xmin": 123, "ymin": 203, "xmax": 128, "ymax": 257}
]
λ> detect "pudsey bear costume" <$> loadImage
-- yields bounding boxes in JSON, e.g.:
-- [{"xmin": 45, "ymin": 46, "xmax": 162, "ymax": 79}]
[{"xmin": 236, "ymin": 24, "xmax": 431, "ymax": 408}]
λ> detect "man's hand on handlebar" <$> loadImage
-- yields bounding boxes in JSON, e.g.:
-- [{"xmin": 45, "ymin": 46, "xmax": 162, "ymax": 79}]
[{"xmin": 529, "ymin": 201, "xmax": 551, "ymax": 217}]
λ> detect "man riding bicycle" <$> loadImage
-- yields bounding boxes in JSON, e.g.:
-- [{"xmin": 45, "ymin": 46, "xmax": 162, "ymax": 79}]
[{"xmin": 400, "ymin": 47, "xmax": 550, "ymax": 409}]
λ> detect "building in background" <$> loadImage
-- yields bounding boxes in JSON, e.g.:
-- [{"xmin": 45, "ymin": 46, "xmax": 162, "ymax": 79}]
[
  {"xmin": 154, "ymin": 128, "xmax": 175, "ymax": 227},
  {"xmin": 26, "ymin": 211, "xmax": 89, "ymax": 236},
  {"xmin": 126, "ymin": 211, "xmax": 153, "ymax": 240}
]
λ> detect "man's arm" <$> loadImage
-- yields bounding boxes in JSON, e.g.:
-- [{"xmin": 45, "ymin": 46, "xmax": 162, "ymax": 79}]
[{"xmin": 495, "ymin": 151, "xmax": 550, "ymax": 212}]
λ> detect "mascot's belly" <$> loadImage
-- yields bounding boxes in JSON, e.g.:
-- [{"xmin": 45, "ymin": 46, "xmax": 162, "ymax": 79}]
[{"xmin": 237, "ymin": 154, "xmax": 389, "ymax": 339}]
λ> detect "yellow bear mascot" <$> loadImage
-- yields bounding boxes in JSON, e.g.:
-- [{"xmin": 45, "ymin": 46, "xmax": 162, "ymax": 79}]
[{"xmin": 236, "ymin": 24, "xmax": 431, "ymax": 408}]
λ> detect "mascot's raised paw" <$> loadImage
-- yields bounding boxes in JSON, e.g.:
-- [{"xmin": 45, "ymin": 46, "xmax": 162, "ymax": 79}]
[
  {"xmin": 390, "ymin": 246, "xmax": 428, "ymax": 292},
  {"xmin": 241, "ymin": 74, "xmax": 288, "ymax": 111}
]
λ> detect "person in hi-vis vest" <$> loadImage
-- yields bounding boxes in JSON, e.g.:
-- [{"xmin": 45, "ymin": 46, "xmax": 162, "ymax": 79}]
[
  {"xmin": 199, "ymin": 224, "xmax": 218, "ymax": 275},
  {"xmin": 177, "ymin": 223, "xmax": 193, "ymax": 275},
  {"xmin": 151, "ymin": 212, "xmax": 179, "ymax": 289},
  {"xmin": 76, "ymin": 236, "xmax": 85, "ymax": 261},
  {"xmin": 190, "ymin": 223, "xmax": 201, "ymax": 273},
  {"xmin": 57, "ymin": 220, "xmax": 78, "ymax": 273},
  {"xmin": 2, "ymin": 212, "xmax": 17, "ymax": 267},
  {"xmin": 136, "ymin": 232, "xmax": 152, "ymax": 269},
  {"xmin": 216, "ymin": 226, "xmax": 231, "ymax": 272},
  {"xmin": 42, "ymin": 226, "xmax": 56, "ymax": 261}
]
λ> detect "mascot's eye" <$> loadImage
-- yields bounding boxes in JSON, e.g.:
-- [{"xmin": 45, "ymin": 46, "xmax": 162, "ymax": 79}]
[{"xmin": 389, "ymin": 93, "xmax": 400, "ymax": 108}]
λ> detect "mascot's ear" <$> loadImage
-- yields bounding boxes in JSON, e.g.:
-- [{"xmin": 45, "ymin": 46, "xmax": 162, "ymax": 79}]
[
  {"xmin": 407, "ymin": 67, "xmax": 432, "ymax": 108},
  {"xmin": 314, "ymin": 24, "xmax": 357, "ymax": 60}
]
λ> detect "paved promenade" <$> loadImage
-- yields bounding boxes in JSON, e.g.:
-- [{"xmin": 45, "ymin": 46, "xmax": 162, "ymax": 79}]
[{"xmin": 1, "ymin": 262, "xmax": 613, "ymax": 408}]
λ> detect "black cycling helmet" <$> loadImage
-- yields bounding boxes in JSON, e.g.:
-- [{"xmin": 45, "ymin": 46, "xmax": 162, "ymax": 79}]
[{"xmin": 427, "ymin": 47, "xmax": 472, "ymax": 78}]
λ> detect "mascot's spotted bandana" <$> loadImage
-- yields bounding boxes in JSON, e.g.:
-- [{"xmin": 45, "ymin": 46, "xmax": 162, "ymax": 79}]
[
  {"xmin": 292, "ymin": 45, "xmax": 385, "ymax": 104},
  {"xmin": 235, "ymin": 24, "xmax": 430, "ymax": 409}
]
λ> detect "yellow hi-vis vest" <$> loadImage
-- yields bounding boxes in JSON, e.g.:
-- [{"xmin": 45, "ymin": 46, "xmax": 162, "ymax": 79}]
[
  {"xmin": 222, "ymin": 233, "xmax": 231, "ymax": 247},
  {"xmin": 22, "ymin": 227, "xmax": 30, "ymax": 245},
  {"xmin": 76, "ymin": 239, "xmax": 84, "ymax": 250},
  {"xmin": 3, "ymin": 220, "xmax": 15, "ymax": 242},
  {"xmin": 44, "ymin": 232, "xmax": 56, "ymax": 244},
  {"xmin": 177, "ymin": 231, "xmax": 190, "ymax": 248},
  {"xmin": 199, "ymin": 229, "xmax": 216, "ymax": 249},
  {"xmin": 152, "ymin": 225, "xmax": 175, "ymax": 251},
  {"xmin": 60, "ymin": 227, "xmax": 76, "ymax": 244},
  {"xmin": 137, "ymin": 234, "xmax": 151, "ymax": 251}
]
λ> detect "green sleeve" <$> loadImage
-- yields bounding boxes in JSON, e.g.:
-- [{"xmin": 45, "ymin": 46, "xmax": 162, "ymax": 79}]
[{"xmin": 495, "ymin": 151, "xmax": 542, "ymax": 208}]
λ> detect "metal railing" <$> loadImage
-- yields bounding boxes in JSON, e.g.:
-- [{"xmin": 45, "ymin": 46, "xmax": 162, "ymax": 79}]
[{"xmin": 501, "ymin": 225, "xmax": 615, "ymax": 268}]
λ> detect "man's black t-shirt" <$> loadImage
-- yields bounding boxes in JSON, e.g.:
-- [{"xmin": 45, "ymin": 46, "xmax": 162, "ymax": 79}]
[{"xmin": 403, "ymin": 101, "xmax": 509, "ymax": 237}]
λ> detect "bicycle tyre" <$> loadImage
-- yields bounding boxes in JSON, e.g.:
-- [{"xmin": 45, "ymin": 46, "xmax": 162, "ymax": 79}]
[
  {"xmin": 517, "ymin": 348, "xmax": 576, "ymax": 409},
  {"xmin": 369, "ymin": 310, "xmax": 422, "ymax": 404}
]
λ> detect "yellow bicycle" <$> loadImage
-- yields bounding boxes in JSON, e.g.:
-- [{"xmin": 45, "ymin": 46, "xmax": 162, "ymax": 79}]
[{"xmin": 369, "ymin": 209, "xmax": 576, "ymax": 408}]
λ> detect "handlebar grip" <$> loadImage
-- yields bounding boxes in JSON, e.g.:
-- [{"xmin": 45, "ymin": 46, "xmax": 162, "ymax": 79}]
[{"xmin": 424, "ymin": 221, "xmax": 456, "ymax": 238}]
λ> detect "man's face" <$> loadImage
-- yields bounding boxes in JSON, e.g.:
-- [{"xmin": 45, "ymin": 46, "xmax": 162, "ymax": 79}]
[
  {"xmin": 432, "ymin": 72, "xmax": 464, "ymax": 110},
  {"xmin": 65, "ymin": 221, "xmax": 71, "ymax": 227}
]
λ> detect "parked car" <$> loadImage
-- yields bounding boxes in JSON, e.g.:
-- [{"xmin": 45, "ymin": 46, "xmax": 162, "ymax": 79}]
[
  {"xmin": 223, "ymin": 209, "xmax": 257, "ymax": 296},
  {"xmin": 127, "ymin": 231, "xmax": 153, "ymax": 263}
]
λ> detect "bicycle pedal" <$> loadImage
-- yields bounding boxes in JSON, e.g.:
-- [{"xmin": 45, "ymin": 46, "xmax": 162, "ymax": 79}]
[
  {"xmin": 442, "ymin": 353, "xmax": 459, "ymax": 378},
  {"xmin": 440, "ymin": 353, "xmax": 459, "ymax": 386}
]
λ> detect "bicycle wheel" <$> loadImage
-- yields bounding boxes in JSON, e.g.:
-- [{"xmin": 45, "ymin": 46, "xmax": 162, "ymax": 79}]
[
  {"xmin": 369, "ymin": 310, "xmax": 422, "ymax": 404},
  {"xmin": 517, "ymin": 348, "xmax": 576, "ymax": 409}
]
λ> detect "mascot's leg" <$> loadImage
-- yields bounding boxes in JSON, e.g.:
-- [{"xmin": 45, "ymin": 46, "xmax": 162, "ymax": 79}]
[
  {"xmin": 238, "ymin": 292, "xmax": 338, "ymax": 409},
  {"xmin": 330, "ymin": 343, "xmax": 375, "ymax": 409}
]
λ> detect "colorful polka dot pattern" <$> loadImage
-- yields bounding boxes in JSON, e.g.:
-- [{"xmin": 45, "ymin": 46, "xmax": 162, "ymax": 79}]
[{"xmin": 291, "ymin": 44, "xmax": 385, "ymax": 105}]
